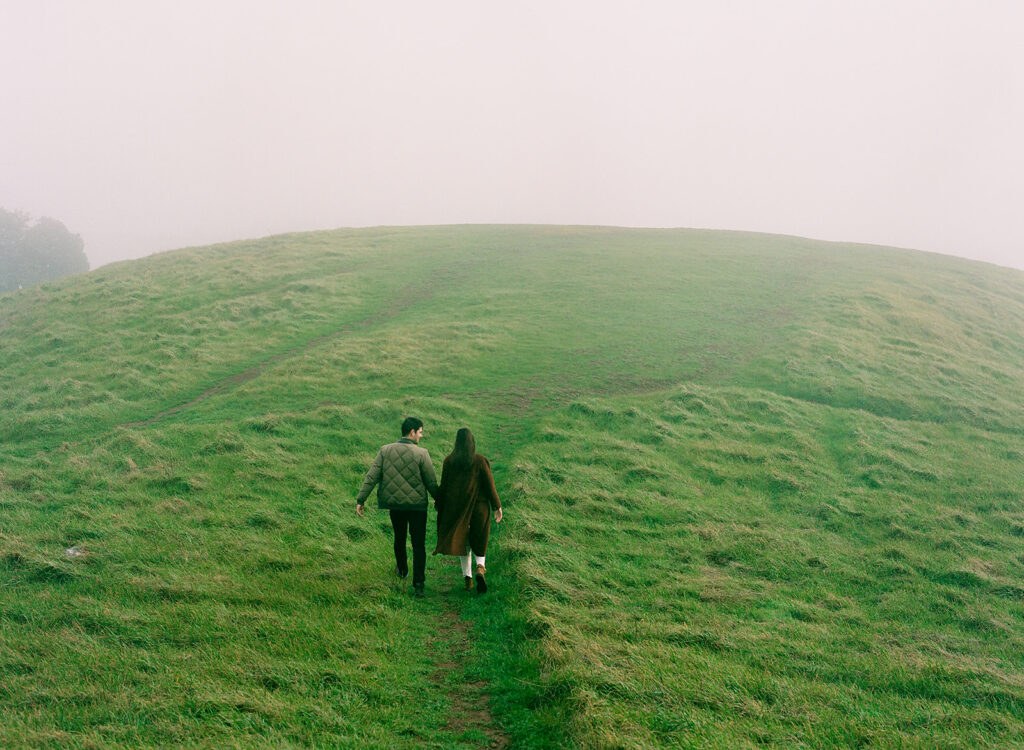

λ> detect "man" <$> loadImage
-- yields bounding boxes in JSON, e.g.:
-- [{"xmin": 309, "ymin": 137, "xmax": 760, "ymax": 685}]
[{"xmin": 356, "ymin": 416, "xmax": 439, "ymax": 596}]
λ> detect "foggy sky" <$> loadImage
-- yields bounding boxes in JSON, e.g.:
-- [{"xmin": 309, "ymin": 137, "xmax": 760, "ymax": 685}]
[{"xmin": 2, "ymin": 1, "xmax": 1022, "ymax": 270}]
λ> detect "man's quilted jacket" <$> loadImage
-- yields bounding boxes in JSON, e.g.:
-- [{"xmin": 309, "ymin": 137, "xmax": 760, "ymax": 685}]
[{"xmin": 355, "ymin": 438, "xmax": 439, "ymax": 510}]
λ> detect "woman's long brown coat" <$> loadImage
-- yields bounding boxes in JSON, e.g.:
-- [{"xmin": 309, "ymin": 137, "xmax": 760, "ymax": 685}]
[{"xmin": 433, "ymin": 453, "xmax": 501, "ymax": 556}]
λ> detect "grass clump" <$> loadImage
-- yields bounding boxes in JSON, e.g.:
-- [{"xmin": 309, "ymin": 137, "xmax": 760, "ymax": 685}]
[{"xmin": 504, "ymin": 385, "xmax": 1024, "ymax": 747}]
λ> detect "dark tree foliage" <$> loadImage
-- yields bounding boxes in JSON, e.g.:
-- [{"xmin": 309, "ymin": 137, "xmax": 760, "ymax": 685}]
[{"xmin": 0, "ymin": 208, "xmax": 89, "ymax": 293}]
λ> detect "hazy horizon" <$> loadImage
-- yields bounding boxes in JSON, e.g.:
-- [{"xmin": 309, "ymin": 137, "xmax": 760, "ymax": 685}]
[{"xmin": 2, "ymin": 1, "xmax": 1022, "ymax": 271}]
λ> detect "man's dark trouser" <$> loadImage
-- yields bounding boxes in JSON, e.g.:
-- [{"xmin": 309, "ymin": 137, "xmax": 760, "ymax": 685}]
[{"xmin": 389, "ymin": 509, "xmax": 427, "ymax": 586}]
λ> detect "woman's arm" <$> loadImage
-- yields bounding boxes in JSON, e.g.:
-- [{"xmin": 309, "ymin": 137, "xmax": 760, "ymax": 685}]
[{"xmin": 480, "ymin": 456, "xmax": 502, "ymax": 518}]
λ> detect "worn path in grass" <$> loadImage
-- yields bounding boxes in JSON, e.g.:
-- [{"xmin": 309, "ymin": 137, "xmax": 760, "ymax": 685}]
[
  {"xmin": 121, "ymin": 272, "xmax": 450, "ymax": 429},
  {"xmin": 429, "ymin": 593, "xmax": 510, "ymax": 750},
  {"xmin": 116, "ymin": 319, "xmax": 521, "ymax": 746}
]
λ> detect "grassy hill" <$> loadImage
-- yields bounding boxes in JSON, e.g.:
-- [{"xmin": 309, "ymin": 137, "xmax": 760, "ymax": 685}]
[{"xmin": 2, "ymin": 225, "xmax": 1023, "ymax": 748}]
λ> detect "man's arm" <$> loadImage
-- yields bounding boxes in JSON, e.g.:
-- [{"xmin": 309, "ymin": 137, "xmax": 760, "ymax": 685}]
[{"xmin": 355, "ymin": 448, "xmax": 384, "ymax": 515}]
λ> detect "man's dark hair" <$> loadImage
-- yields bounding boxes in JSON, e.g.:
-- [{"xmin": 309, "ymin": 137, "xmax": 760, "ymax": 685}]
[{"xmin": 401, "ymin": 416, "xmax": 424, "ymax": 436}]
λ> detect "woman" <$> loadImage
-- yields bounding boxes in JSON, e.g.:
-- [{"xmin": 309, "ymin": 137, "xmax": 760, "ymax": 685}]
[{"xmin": 433, "ymin": 427, "xmax": 503, "ymax": 593}]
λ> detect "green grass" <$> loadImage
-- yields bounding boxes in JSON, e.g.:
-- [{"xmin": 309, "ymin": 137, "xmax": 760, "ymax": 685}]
[
  {"xmin": 505, "ymin": 387, "xmax": 1024, "ymax": 747},
  {"xmin": 1, "ymin": 225, "xmax": 1023, "ymax": 747}
]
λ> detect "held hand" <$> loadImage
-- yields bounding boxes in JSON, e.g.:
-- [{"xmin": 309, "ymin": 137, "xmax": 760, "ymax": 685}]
[
  {"xmin": 356, "ymin": 503, "xmax": 365, "ymax": 517},
  {"xmin": 494, "ymin": 508, "xmax": 503, "ymax": 523}
]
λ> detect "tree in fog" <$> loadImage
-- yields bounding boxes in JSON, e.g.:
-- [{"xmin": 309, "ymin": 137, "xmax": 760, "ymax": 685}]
[{"xmin": 0, "ymin": 208, "xmax": 89, "ymax": 292}]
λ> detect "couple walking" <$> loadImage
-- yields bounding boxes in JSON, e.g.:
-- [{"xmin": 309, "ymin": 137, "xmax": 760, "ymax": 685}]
[{"xmin": 355, "ymin": 417, "xmax": 503, "ymax": 597}]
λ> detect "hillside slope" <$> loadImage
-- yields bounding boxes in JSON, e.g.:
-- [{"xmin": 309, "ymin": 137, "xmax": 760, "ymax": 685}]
[{"xmin": 1, "ymin": 226, "xmax": 1023, "ymax": 747}]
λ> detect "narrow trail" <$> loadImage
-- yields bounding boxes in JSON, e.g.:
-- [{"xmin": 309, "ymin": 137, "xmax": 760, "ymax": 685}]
[
  {"xmin": 429, "ymin": 599, "xmax": 510, "ymax": 750},
  {"xmin": 120, "ymin": 274, "xmax": 445, "ymax": 428},
  {"xmin": 120, "ymin": 316, "xmax": 385, "ymax": 428}
]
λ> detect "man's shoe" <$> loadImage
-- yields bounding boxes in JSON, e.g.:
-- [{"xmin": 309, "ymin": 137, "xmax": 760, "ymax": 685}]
[
  {"xmin": 464, "ymin": 576, "xmax": 474, "ymax": 591},
  {"xmin": 396, "ymin": 566, "xmax": 408, "ymax": 579},
  {"xmin": 413, "ymin": 584, "xmax": 425, "ymax": 598},
  {"xmin": 475, "ymin": 565, "xmax": 487, "ymax": 594}
]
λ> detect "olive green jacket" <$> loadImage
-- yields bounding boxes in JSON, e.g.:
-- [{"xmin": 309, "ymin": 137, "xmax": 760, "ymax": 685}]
[{"xmin": 355, "ymin": 438, "xmax": 439, "ymax": 511}]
